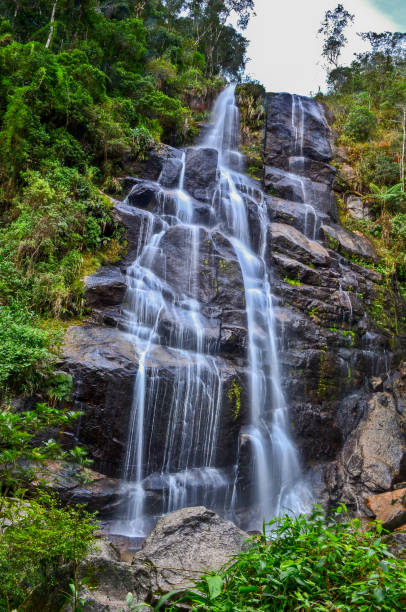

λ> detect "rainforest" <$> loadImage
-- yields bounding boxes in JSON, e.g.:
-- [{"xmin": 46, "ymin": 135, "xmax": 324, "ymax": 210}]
[{"xmin": 0, "ymin": 1, "xmax": 405, "ymax": 610}]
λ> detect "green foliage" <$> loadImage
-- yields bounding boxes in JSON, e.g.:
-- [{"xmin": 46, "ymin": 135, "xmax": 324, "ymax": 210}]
[
  {"xmin": 163, "ymin": 507, "xmax": 406, "ymax": 611},
  {"xmin": 236, "ymin": 80, "xmax": 265, "ymax": 179},
  {"xmin": 283, "ymin": 276, "xmax": 302, "ymax": 287},
  {"xmin": 360, "ymin": 152, "xmax": 400, "ymax": 187},
  {"xmin": 0, "ymin": 306, "xmax": 56, "ymax": 395},
  {"xmin": 321, "ymin": 26, "xmax": 406, "ymax": 287},
  {"xmin": 0, "ymin": 492, "xmax": 97, "ymax": 611},
  {"xmin": 344, "ymin": 105, "xmax": 377, "ymax": 142},
  {"xmin": 0, "ymin": 398, "xmax": 83, "ymax": 488}
]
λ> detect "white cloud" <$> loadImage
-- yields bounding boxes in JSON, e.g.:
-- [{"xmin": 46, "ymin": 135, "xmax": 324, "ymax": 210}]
[{"xmin": 241, "ymin": 0, "xmax": 398, "ymax": 95}]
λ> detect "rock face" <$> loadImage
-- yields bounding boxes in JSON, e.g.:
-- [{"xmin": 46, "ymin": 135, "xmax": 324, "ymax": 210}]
[
  {"xmin": 61, "ymin": 89, "xmax": 406, "ymax": 528},
  {"xmin": 366, "ymin": 487, "xmax": 406, "ymax": 530},
  {"xmin": 132, "ymin": 506, "xmax": 248, "ymax": 592},
  {"xmin": 262, "ymin": 92, "xmax": 406, "ymax": 512},
  {"xmin": 76, "ymin": 507, "xmax": 248, "ymax": 611},
  {"xmin": 183, "ymin": 147, "xmax": 219, "ymax": 201}
]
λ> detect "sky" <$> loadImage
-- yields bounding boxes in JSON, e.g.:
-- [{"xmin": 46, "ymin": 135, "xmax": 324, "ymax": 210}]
[{"xmin": 241, "ymin": 0, "xmax": 406, "ymax": 95}]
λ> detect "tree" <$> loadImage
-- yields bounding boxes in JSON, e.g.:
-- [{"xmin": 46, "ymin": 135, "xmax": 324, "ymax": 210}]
[{"xmin": 318, "ymin": 4, "xmax": 354, "ymax": 69}]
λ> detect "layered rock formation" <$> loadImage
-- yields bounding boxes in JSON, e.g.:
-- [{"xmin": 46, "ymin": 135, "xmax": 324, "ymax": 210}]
[
  {"xmin": 61, "ymin": 90, "xmax": 406, "ymax": 525},
  {"xmin": 263, "ymin": 93, "xmax": 406, "ymax": 512}
]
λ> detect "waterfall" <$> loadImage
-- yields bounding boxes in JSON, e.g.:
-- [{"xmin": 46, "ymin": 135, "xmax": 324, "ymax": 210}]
[{"xmin": 111, "ymin": 85, "xmax": 311, "ymax": 538}]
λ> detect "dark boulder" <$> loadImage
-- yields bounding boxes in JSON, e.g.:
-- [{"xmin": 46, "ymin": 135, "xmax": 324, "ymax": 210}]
[
  {"xmin": 184, "ymin": 147, "xmax": 219, "ymax": 202},
  {"xmin": 127, "ymin": 180, "xmax": 161, "ymax": 209},
  {"xmin": 145, "ymin": 145, "xmax": 183, "ymax": 181},
  {"xmin": 85, "ymin": 267, "xmax": 127, "ymax": 309},
  {"xmin": 159, "ymin": 157, "xmax": 183, "ymax": 188}
]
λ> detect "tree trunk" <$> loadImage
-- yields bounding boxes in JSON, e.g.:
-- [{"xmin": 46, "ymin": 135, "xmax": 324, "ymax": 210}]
[{"xmin": 45, "ymin": 0, "xmax": 58, "ymax": 50}]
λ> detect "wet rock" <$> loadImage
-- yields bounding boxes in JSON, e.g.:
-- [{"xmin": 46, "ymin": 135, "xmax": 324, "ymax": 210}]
[
  {"xmin": 264, "ymin": 166, "xmax": 337, "ymax": 219},
  {"xmin": 320, "ymin": 224, "xmax": 378, "ymax": 263},
  {"xmin": 146, "ymin": 145, "xmax": 183, "ymax": 182},
  {"xmin": 370, "ymin": 376, "xmax": 384, "ymax": 392},
  {"xmin": 63, "ymin": 325, "xmax": 248, "ymax": 481},
  {"xmin": 269, "ymin": 222, "xmax": 330, "ymax": 266},
  {"xmin": 114, "ymin": 202, "xmax": 163, "ymax": 263},
  {"xmin": 159, "ymin": 157, "xmax": 183, "ymax": 188},
  {"xmin": 85, "ymin": 267, "xmax": 127, "ymax": 309},
  {"xmin": 127, "ymin": 181, "xmax": 161, "ymax": 209},
  {"xmin": 119, "ymin": 176, "xmax": 140, "ymax": 197},
  {"xmin": 288, "ymin": 156, "xmax": 336, "ymax": 185},
  {"xmin": 184, "ymin": 147, "xmax": 218, "ymax": 201},
  {"xmin": 366, "ymin": 488, "xmax": 406, "ymax": 530},
  {"xmin": 385, "ymin": 531, "xmax": 406, "ymax": 558},
  {"xmin": 264, "ymin": 93, "xmax": 332, "ymax": 166},
  {"xmin": 132, "ymin": 506, "xmax": 248, "ymax": 592},
  {"xmin": 272, "ymin": 253, "xmax": 323, "ymax": 285},
  {"xmin": 62, "ymin": 326, "xmax": 140, "ymax": 476},
  {"xmin": 267, "ymin": 195, "xmax": 330, "ymax": 237},
  {"xmin": 148, "ymin": 225, "xmax": 246, "ymax": 310}
]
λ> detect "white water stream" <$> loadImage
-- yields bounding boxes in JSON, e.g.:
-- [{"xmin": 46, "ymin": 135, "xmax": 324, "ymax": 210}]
[{"xmin": 111, "ymin": 86, "xmax": 311, "ymax": 537}]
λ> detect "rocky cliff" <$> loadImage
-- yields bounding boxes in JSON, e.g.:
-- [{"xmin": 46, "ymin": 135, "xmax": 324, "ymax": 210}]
[{"xmin": 61, "ymin": 90, "xmax": 406, "ymax": 525}]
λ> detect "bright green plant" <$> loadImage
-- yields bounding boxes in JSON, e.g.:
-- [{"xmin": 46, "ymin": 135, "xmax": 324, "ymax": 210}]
[
  {"xmin": 0, "ymin": 400, "xmax": 83, "ymax": 489},
  {"xmin": 161, "ymin": 506, "xmax": 406, "ymax": 611},
  {"xmin": 0, "ymin": 492, "xmax": 97, "ymax": 612}
]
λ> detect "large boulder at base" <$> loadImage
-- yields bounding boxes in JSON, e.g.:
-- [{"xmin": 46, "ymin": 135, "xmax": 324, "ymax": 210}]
[
  {"xmin": 75, "ymin": 507, "xmax": 248, "ymax": 611},
  {"xmin": 183, "ymin": 147, "xmax": 218, "ymax": 201},
  {"xmin": 132, "ymin": 506, "xmax": 249, "ymax": 593},
  {"xmin": 366, "ymin": 488, "xmax": 406, "ymax": 530}
]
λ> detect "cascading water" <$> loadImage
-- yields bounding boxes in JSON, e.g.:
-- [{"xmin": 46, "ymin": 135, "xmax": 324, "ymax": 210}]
[{"xmin": 111, "ymin": 85, "xmax": 311, "ymax": 538}]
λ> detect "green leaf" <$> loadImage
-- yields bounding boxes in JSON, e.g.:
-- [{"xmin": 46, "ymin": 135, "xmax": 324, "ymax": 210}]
[
  {"xmin": 206, "ymin": 574, "xmax": 223, "ymax": 600},
  {"xmin": 373, "ymin": 587, "xmax": 385, "ymax": 603}
]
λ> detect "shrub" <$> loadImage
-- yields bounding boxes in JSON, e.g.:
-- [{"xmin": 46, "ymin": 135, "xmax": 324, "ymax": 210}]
[
  {"xmin": 0, "ymin": 492, "xmax": 97, "ymax": 611},
  {"xmin": 0, "ymin": 305, "xmax": 56, "ymax": 395},
  {"xmin": 344, "ymin": 106, "xmax": 377, "ymax": 142}
]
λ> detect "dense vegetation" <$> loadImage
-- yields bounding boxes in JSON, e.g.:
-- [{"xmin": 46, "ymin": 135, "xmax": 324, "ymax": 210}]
[
  {"xmin": 157, "ymin": 508, "xmax": 406, "ymax": 611},
  {"xmin": 318, "ymin": 23, "xmax": 406, "ymax": 312}
]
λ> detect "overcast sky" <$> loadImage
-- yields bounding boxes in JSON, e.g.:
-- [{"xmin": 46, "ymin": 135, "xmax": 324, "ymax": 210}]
[{"xmin": 241, "ymin": 0, "xmax": 406, "ymax": 95}]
